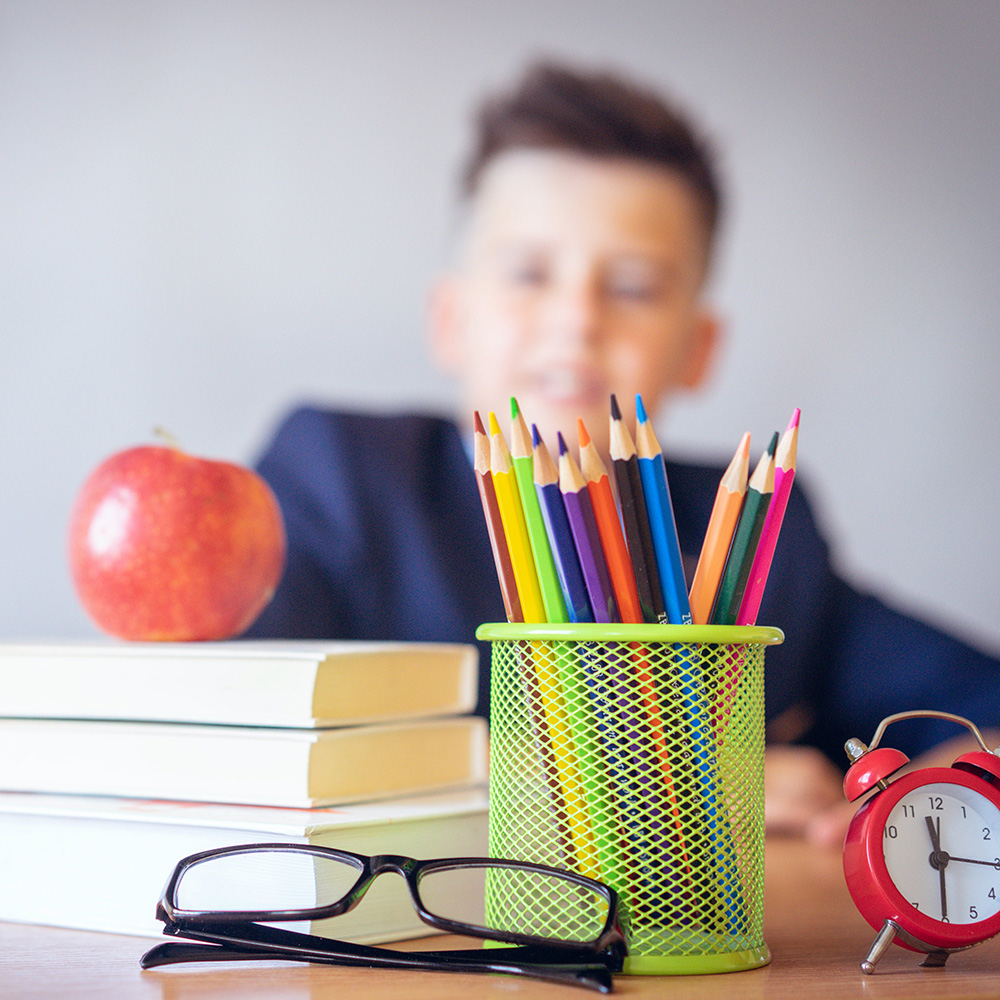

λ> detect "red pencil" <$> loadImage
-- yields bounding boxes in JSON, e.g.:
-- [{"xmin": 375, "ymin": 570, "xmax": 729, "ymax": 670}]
[{"xmin": 578, "ymin": 418, "xmax": 643, "ymax": 623}]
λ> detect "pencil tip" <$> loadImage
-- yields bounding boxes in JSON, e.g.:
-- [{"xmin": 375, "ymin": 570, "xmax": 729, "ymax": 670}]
[
  {"xmin": 767, "ymin": 431, "xmax": 779, "ymax": 456},
  {"xmin": 577, "ymin": 418, "xmax": 591, "ymax": 448},
  {"xmin": 609, "ymin": 394, "xmax": 622, "ymax": 420},
  {"xmin": 635, "ymin": 393, "xmax": 648, "ymax": 423},
  {"xmin": 557, "ymin": 431, "xmax": 568, "ymax": 456},
  {"xmin": 531, "ymin": 423, "xmax": 542, "ymax": 447},
  {"xmin": 510, "ymin": 396, "xmax": 520, "ymax": 420},
  {"xmin": 788, "ymin": 407, "xmax": 801, "ymax": 430},
  {"xmin": 739, "ymin": 431, "xmax": 751, "ymax": 456},
  {"xmin": 487, "ymin": 411, "xmax": 501, "ymax": 437},
  {"xmin": 473, "ymin": 411, "xmax": 486, "ymax": 435}
]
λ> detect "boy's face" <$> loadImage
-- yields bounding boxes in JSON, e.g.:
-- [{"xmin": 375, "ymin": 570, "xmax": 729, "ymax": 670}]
[{"xmin": 429, "ymin": 149, "xmax": 720, "ymax": 457}]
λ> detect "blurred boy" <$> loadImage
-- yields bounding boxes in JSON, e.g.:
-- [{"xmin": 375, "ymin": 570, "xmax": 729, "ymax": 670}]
[{"xmin": 248, "ymin": 62, "xmax": 999, "ymax": 844}]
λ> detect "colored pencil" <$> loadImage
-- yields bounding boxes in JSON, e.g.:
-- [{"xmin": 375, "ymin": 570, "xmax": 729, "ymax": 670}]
[
  {"xmin": 578, "ymin": 418, "xmax": 643, "ymax": 624},
  {"xmin": 532, "ymin": 426, "xmax": 594, "ymax": 623},
  {"xmin": 558, "ymin": 433, "xmax": 620, "ymax": 624},
  {"xmin": 472, "ymin": 411, "xmax": 522, "ymax": 622},
  {"xmin": 609, "ymin": 394, "xmax": 666, "ymax": 624},
  {"xmin": 710, "ymin": 432, "xmax": 777, "ymax": 625},
  {"xmin": 488, "ymin": 411, "xmax": 546, "ymax": 623},
  {"xmin": 688, "ymin": 432, "xmax": 751, "ymax": 625},
  {"xmin": 510, "ymin": 398, "xmax": 569, "ymax": 623},
  {"xmin": 634, "ymin": 394, "xmax": 692, "ymax": 625},
  {"xmin": 580, "ymin": 416, "xmax": 688, "ymax": 872},
  {"xmin": 737, "ymin": 408, "xmax": 799, "ymax": 626}
]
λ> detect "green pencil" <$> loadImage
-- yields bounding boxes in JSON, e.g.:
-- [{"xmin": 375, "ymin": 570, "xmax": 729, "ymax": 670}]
[
  {"xmin": 510, "ymin": 398, "xmax": 568, "ymax": 623},
  {"xmin": 710, "ymin": 432, "xmax": 777, "ymax": 625}
]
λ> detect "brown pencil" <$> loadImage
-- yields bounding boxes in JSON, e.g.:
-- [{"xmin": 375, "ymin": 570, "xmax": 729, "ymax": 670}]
[{"xmin": 578, "ymin": 418, "xmax": 643, "ymax": 623}]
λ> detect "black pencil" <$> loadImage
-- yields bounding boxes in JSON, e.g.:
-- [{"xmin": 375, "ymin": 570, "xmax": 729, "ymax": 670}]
[{"xmin": 609, "ymin": 394, "xmax": 666, "ymax": 624}]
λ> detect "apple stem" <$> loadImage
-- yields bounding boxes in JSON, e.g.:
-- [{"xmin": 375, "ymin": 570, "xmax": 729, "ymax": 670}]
[{"xmin": 154, "ymin": 426, "xmax": 183, "ymax": 451}]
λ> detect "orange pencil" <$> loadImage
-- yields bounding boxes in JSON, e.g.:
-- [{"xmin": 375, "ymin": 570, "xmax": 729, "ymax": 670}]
[
  {"xmin": 577, "ymin": 418, "xmax": 643, "ymax": 624},
  {"xmin": 473, "ymin": 411, "xmax": 522, "ymax": 622},
  {"xmin": 688, "ymin": 433, "xmax": 751, "ymax": 625}
]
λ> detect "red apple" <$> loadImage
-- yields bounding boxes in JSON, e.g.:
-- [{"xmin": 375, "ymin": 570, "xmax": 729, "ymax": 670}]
[{"xmin": 68, "ymin": 442, "xmax": 286, "ymax": 641}]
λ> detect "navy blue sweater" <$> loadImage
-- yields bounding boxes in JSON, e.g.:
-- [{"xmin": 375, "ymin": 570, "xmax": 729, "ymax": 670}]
[{"xmin": 247, "ymin": 407, "xmax": 999, "ymax": 763}]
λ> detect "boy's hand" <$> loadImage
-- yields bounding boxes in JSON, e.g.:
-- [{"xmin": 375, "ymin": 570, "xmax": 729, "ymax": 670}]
[
  {"xmin": 764, "ymin": 731, "xmax": 1000, "ymax": 848},
  {"xmin": 764, "ymin": 744, "xmax": 854, "ymax": 847}
]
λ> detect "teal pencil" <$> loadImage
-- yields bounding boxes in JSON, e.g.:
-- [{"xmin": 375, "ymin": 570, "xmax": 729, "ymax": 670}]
[{"xmin": 710, "ymin": 433, "xmax": 777, "ymax": 625}]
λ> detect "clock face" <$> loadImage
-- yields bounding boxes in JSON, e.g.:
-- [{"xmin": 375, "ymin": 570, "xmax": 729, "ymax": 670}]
[{"xmin": 882, "ymin": 781, "xmax": 1000, "ymax": 925}]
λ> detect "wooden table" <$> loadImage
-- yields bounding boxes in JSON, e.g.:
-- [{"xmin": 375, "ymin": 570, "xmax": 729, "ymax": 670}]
[{"xmin": 4, "ymin": 838, "xmax": 1000, "ymax": 999}]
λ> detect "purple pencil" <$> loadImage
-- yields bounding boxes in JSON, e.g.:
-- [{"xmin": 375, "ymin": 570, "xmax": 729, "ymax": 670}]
[
  {"xmin": 533, "ymin": 426, "xmax": 593, "ymax": 623},
  {"xmin": 557, "ymin": 433, "xmax": 620, "ymax": 624}
]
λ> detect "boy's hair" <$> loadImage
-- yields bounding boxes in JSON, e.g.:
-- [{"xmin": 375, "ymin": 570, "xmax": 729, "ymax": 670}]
[{"xmin": 461, "ymin": 60, "xmax": 723, "ymax": 250}]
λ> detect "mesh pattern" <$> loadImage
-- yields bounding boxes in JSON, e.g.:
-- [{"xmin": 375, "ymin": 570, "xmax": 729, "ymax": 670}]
[{"xmin": 487, "ymin": 634, "xmax": 767, "ymax": 969}]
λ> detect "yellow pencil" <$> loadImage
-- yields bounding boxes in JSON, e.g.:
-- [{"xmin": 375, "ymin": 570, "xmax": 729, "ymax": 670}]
[
  {"xmin": 488, "ymin": 412, "xmax": 599, "ymax": 873},
  {"xmin": 688, "ymin": 433, "xmax": 751, "ymax": 625},
  {"xmin": 488, "ymin": 411, "xmax": 546, "ymax": 623}
]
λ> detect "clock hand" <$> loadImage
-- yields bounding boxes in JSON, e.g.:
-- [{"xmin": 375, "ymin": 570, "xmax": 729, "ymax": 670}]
[
  {"xmin": 945, "ymin": 855, "xmax": 1000, "ymax": 868},
  {"xmin": 925, "ymin": 816, "xmax": 948, "ymax": 920},
  {"xmin": 925, "ymin": 815, "xmax": 941, "ymax": 852}
]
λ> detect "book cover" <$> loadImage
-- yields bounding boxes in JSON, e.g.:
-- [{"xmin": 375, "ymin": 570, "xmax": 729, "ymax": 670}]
[
  {"xmin": 0, "ymin": 716, "xmax": 488, "ymax": 807},
  {"xmin": 0, "ymin": 788, "xmax": 489, "ymax": 940},
  {"xmin": 0, "ymin": 639, "xmax": 478, "ymax": 727}
]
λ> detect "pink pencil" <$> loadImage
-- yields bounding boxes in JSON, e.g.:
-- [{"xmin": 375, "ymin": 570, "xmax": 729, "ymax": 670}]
[{"xmin": 736, "ymin": 408, "xmax": 799, "ymax": 625}]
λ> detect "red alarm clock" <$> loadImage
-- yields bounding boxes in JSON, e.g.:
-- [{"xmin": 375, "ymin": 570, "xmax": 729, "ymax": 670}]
[{"xmin": 842, "ymin": 710, "xmax": 1000, "ymax": 974}]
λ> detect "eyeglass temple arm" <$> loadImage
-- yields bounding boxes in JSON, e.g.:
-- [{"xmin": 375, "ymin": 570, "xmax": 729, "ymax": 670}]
[{"xmin": 141, "ymin": 934, "xmax": 614, "ymax": 993}]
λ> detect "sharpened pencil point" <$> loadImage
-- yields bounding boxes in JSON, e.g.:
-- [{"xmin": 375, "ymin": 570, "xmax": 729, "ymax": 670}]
[
  {"xmin": 577, "ymin": 418, "xmax": 591, "ymax": 449},
  {"xmin": 531, "ymin": 423, "xmax": 542, "ymax": 448},
  {"xmin": 766, "ymin": 431, "xmax": 779, "ymax": 456},
  {"xmin": 557, "ymin": 431, "xmax": 569, "ymax": 456},
  {"xmin": 510, "ymin": 396, "xmax": 520, "ymax": 420},
  {"xmin": 609, "ymin": 393, "xmax": 622, "ymax": 421},
  {"xmin": 788, "ymin": 407, "xmax": 801, "ymax": 430},
  {"xmin": 635, "ymin": 393, "xmax": 648, "ymax": 424},
  {"xmin": 487, "ymin": 411, "xmax": 501, "ymax": 437},
  {"xmin": 473, "ymin": 411, "xmax": 486, "ymax": 436}
]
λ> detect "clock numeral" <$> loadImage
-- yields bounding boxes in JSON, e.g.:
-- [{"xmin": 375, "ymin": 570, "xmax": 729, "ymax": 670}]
[
  {"xmin": 901, "ymin": 804, "xmax": 915, "ymax": 817},
  {"xmin": 928, "ymin": 796, "xmax": 944, "ymax": 811},
  {"xmin": 971, "ymin": 906, "xmax": 979, "ymax": 920},
  {"xmin": 990, "ymin": 888, "xmax": 997, "ymax": 899},
  {"xmin": 962, "ymin": 806, "xmax": 968, "ymax": 818},
  {"xmin": 884, "ymin": 825, "xmax": 898, "ymax": 839},
  {"xmin": 984, "ymin": 828, "xmax": 992, "ymax": 841}
]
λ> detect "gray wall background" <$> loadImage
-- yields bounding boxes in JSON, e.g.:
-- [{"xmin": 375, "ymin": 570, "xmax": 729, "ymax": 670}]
[{"xmin": 2, "ymin": 1, "xmax": 998, "ymax": 656}]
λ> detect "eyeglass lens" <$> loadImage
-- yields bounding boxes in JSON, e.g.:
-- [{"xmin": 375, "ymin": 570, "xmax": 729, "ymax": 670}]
[{"xmin": 174, "ymin": 850, "xmax": 610, "ymax": 945}]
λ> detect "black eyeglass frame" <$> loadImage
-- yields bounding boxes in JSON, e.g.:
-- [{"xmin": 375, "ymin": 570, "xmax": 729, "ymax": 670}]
[{"xmin": 141, "ymin": 843, "xmax": 628, "ymax": 992}]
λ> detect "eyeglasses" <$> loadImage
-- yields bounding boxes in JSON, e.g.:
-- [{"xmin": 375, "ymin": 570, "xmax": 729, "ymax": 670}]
[{"xmin": 140, "ymin": 843, "xmax": 628, "ymax": 992}]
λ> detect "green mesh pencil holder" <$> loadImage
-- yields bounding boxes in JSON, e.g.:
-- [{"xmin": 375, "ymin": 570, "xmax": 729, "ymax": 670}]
[{"xmin": 477, "ymin": 621, "xmax": 783, "ymax": 976}]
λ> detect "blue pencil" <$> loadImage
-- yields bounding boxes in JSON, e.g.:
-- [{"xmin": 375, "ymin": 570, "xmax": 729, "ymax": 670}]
[
  {"xmin": 634, "ymin": 394, "xmax": 692, "ymax": 625},
  {"xmin": 532, "ymin": 426, "xmax": 594, "ymax": 623}
]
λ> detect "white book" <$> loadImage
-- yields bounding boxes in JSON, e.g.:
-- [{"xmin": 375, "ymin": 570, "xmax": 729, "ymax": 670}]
[
  {"xmin": 0, "ymin": 788, "xmax": 489, "ymax": 940},
  {"xmin": 0, "ymin": 639, "xmax": 478, "ymax": 727},
  {"xmin": 0, "ymin": 716, "xmax": 488, "ymax": 807}
]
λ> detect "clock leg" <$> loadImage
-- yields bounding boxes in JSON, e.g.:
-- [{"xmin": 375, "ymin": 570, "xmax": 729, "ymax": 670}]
[
  {"xmin": 918, "ymin": 951, "xmax": 950, "ymax": 968},
  {"xmin": 860, "ymin": 920, "xmax": 897, "ymax": 974}
]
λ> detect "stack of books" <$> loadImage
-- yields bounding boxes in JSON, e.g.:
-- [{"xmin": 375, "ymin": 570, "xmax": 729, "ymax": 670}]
[{"xmin": 0, "ymin": 639, "xmax": 489, "ymax": 941}]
